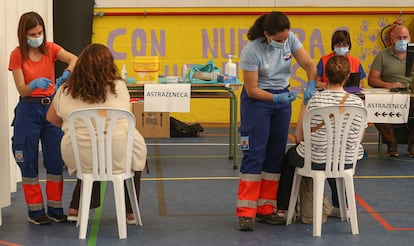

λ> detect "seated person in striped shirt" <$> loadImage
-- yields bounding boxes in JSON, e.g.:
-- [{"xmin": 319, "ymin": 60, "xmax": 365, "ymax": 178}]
[{"xmin": 276, "ymin": 55, "xmax": 366, "ymax": 218}]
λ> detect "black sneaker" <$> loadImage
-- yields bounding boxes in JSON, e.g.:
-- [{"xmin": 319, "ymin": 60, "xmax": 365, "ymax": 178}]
[
  {"xmin": 46, "ymin": 213, "xmax": 67, "ymax": 223},
  {"xmin": 255, "ymin": 213, "xmax": 286, "ymax": 225},
  {"xmin": 28, "ymin": 215, "xmax": 51, "ymax": 225},
  {"xmin": 237, "ymin": 217, "xmax": 254, "ymax": 231}
]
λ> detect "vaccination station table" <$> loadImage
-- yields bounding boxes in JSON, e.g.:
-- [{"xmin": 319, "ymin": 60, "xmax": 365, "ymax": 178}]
[
  {"xmin": 362, "ymin": 88, "xmax": 413, "ymax": 154},
  {"xmin": 127, "ymin": 82, "xmax": 241, "ymax": 169},
  {"xmin": 362, "ymin": 88, "xmax": 412, "ymax": 124}
]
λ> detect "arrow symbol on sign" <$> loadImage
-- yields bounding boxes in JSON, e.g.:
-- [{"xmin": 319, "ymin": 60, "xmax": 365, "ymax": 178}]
[
  {"xmin": 396, "ymin": 112, "xmax": 402, "ymax": 117},
  {"xmin": 382, "ymin": 112, "xmax": 388, "ymax": 117},
  {"xmin": 389, "ymin": 112, "xmax": 394, "ymax": 117},
  {"xmin": 375, "ymin": 112, "xmax": 381, "ymax": 117}
]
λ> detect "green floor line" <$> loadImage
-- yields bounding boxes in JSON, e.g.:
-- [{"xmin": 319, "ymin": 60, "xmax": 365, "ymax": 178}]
[{"xmin": 87, "ymin": 181, "xmax": 107, "ymax": 246}]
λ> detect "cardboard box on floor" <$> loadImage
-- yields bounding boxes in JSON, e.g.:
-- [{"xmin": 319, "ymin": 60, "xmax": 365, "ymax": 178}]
[{"xmin": 132, "ymin": 101, "xmax": 170, "ymax": 138}]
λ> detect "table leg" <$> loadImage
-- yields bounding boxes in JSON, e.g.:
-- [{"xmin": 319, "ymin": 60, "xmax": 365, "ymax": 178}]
[
  {"xmin": 232, "ymin": 94, "xmax": 238, "ymax": 169},
  {"xmin": 225, "ymin": 87, "xmax": 238, "ymax": 169},
  {"xmin": 228, "ymin": 97, "xmax": 233, "ymax": 161}
]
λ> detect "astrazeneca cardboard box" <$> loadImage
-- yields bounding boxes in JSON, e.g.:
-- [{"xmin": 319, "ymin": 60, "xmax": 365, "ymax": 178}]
[{"xmin": 132, "ymin": 101, "xmax": 170, "ymax": 138}]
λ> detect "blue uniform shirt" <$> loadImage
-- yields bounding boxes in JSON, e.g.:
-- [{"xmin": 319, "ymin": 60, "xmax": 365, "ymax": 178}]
[{"xmin": 240, "ymin": 31, "xmax": 302, "ymax": 90}]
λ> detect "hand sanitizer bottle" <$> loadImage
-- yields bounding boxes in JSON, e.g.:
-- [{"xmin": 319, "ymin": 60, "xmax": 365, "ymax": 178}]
[
  {"xmin": 224, "ymin": 55, "xmax": 237, "ymax": 78},
  {"xmin": 182, "ymin": 64, "xmax": 188, "ymax": 82}
]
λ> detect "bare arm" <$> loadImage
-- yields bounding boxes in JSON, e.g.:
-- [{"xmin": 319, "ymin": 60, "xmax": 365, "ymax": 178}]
[
  {"xmin": 368, "ymin": 69, "xmax": 405, "ymax": 89},
  {"xmin": 294, "ymin": 102, "xmax": 307, "ymax": 144},
  {"xmin": 46, "ymin": 101, "xmax": 63, "ymax": 128},
  {"xmin": 242, "ymin": 70, "xmax": 274, "ymax": 101},
  {"xmin": 12, "ymin": 69, "xmax": 34, "ymax": 97},
  {"xmin": 316, "ymin": 76, "xmax": 327, "ymax": 89},
  {"xmin": 293, "ymin": 47, "xmax": 317, "ymax": 82},
  {"xmin": 56, "ymin": 48, "xmax": 77, "ymax": 72}
]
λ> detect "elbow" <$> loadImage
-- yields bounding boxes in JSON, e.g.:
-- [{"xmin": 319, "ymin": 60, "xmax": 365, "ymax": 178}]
[
  {"xmin": 245, "ymin": 89, "xmax": 253, "ymax": 98},
  {"xmin": 45, "ymin": 116, "xmax": 56, "ymax": 127},
  {"xmin": 244, "ymin": 87, "xmax": 257, "ymax": 98},
  {"xmin": 46, "ymin": 114, "xmax": 62, "ymax": 128},
  {"xmin": 367, "ymin": 78, "xmax": 377, "ymax": 88}
]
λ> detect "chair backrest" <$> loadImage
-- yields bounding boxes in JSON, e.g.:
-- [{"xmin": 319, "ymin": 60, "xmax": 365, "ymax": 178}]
[
  {"xmin": 302, "ymin": 105, "xmax": 367, "ymax": 177},
  {"xmin": 67, "ymin": 108, "xmax": 136, "ymax": 180}
]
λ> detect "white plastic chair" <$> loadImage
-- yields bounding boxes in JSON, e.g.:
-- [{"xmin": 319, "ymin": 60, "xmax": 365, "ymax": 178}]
[
  {"xmin": 286, "ymin": 105, "xmax": 367, "ymax": 237},
  {"xmin": 67, "ymin": 108, "xmax": 142, "ymax": 239}
]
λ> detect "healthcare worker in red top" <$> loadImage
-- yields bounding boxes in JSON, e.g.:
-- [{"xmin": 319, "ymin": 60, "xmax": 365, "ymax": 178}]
[
  {"xmin": 316, "ymin": 29, "xmax": 366, "ymax": 89},
  {"xmin": 8, "ymin": 11, "xmax": 77, "ymax": 225}
]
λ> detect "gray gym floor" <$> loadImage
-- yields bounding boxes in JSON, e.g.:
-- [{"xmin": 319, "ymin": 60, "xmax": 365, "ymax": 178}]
[{"xmin": 1, "ymin": 126, "xmax": 414, "ymax": 246}]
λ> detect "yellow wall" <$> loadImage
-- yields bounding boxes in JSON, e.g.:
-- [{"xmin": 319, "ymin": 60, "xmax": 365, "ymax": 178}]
[{"xmin": 92, "ymin": 7, "xmax": 414, "ymax": 123}]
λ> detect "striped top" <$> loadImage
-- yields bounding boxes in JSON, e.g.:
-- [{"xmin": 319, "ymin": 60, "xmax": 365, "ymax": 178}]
[{"xmin": 296, "ymin": 90, "xmax": 366, "ymax": 163}]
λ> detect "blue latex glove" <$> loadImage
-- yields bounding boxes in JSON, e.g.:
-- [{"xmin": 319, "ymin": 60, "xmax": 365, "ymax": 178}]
[
  {"xmin": 29, "ymin": 77, "xmax": 51, "ymax": 90},
  {"xmin": 303, "ymin": 80, "xmax": 316, "ymax": 105},
  {"xmin": 272, "ymin": 91, "xmax": 297, "ymax": 104},
  {"xmin": 56, "ymin": 70, "xmax": 71, "ymax": 91}
]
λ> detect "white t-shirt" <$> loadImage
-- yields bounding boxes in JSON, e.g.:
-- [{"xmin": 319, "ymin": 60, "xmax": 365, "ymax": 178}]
[{"xmin": 53, "ymin": 80, "xmax": 147, "ymax": 175}]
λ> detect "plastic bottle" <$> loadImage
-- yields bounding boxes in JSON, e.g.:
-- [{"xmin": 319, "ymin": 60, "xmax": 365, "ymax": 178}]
[
  {"xmin": 182, "ymin": 64, "xmax": 188, "ymax": 82},
  {"xmin": 224, "ymin": 55, "xmax": 237, "ymax": 77},
  {"xmin": 121, "ymin": 64, "xmax": 128, "ymax": 80}
]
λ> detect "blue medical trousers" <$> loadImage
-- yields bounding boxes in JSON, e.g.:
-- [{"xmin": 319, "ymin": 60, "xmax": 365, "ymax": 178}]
[
  {"xmin": 237, "ymin": 87, "xmax": 292, "ymax": 217},
  {"xmin": 239, "ymin": 87, "xmax": 292, "ymax": 174},
  {"xmin": 11, "ymin": 101, "xmax": 64, "ymax": 217}
]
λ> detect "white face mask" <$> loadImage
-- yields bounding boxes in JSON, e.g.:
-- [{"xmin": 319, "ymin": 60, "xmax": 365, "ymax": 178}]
[
  {"xmin": 269, "ymin": 40, "xmax": 285, "ymax": 49},
  {"xmin": 266, "ymin": 35, "xmax": 286, "ymax": 49},
  {"xmin": 334, "ymin": 47, "xmax": 349, "ymax": 56},
  {"xmin": 27, "ymin": 35, "xmax": 44, "ymax": 48},
  {"xmin": 395, "ymin": 40, "xmax": 408, "ymax": 52}
]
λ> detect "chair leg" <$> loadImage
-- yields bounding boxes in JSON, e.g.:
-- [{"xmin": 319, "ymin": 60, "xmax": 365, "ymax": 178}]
[
  {"xmin": 286, "ymin": 173, "xmax": 302, "ymax": 225},
  {"xmin": 312, "ymin": 176, "xmax": 325, "ymax": 237},
  {"xmin": 336, "ymin": 178, "xmax": 348, "ymax": 221},
  {"xmin": 378, "ymin": 133, "xmax": 383, "ymax": 157},
  {"xmin": 0, "ymin": 208, "xmax": 2, "ymax": 226},
  {"xmin": 343, "ymin": 174, "xmax": 359, "ymax": 235},
  {"xmin": 126, "ymin": 178, "xmax": 142, "ymax": 226},
  {"xmin": 78, "ymin": 179, "xmax": 94, "ymax": 240},
  {"xmin": 113, "ymin": 177, "xmax": 127, "ymax": 239}
]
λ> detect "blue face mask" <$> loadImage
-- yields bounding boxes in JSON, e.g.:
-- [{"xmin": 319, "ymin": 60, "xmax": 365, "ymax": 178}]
[
  {"xmin": 395, "ymin": 40, "xmax": 409, "ymax": 52},
  {"xmin": 27, "ymin": 35, "xmax": 44, "ymax": 48},
  {"xmin": 269, "ymin": 40, "xmax": 285, "ymax": 49},
  {"xmin": 334, "ymin": 47, "xmax": 349, "ymax": 56}
]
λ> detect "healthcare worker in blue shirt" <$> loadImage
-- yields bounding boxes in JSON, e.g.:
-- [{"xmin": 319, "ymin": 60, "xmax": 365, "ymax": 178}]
[{"xmin": 236, "ymin": 11, "xmax": 317, "ymax": 231}]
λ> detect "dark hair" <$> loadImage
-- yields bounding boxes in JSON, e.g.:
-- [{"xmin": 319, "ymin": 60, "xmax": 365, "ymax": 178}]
[
  {"xmin": 64, "ymin": 43, "xmax": 120, "ymax": 104},
  {"xmin": 331, "ymin": 30, "xmax": 352, "ymax": 51},
  {"xmin": 17, "ymin": 11, "xmax": 48, "ymax": 61},
  {"xmin": 247, "ymin": 12, "xmax": 290, "ymax": 41},
  {"xmin": 325, "ymin": 55, "xmax": 350, "ymax": 85}
]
